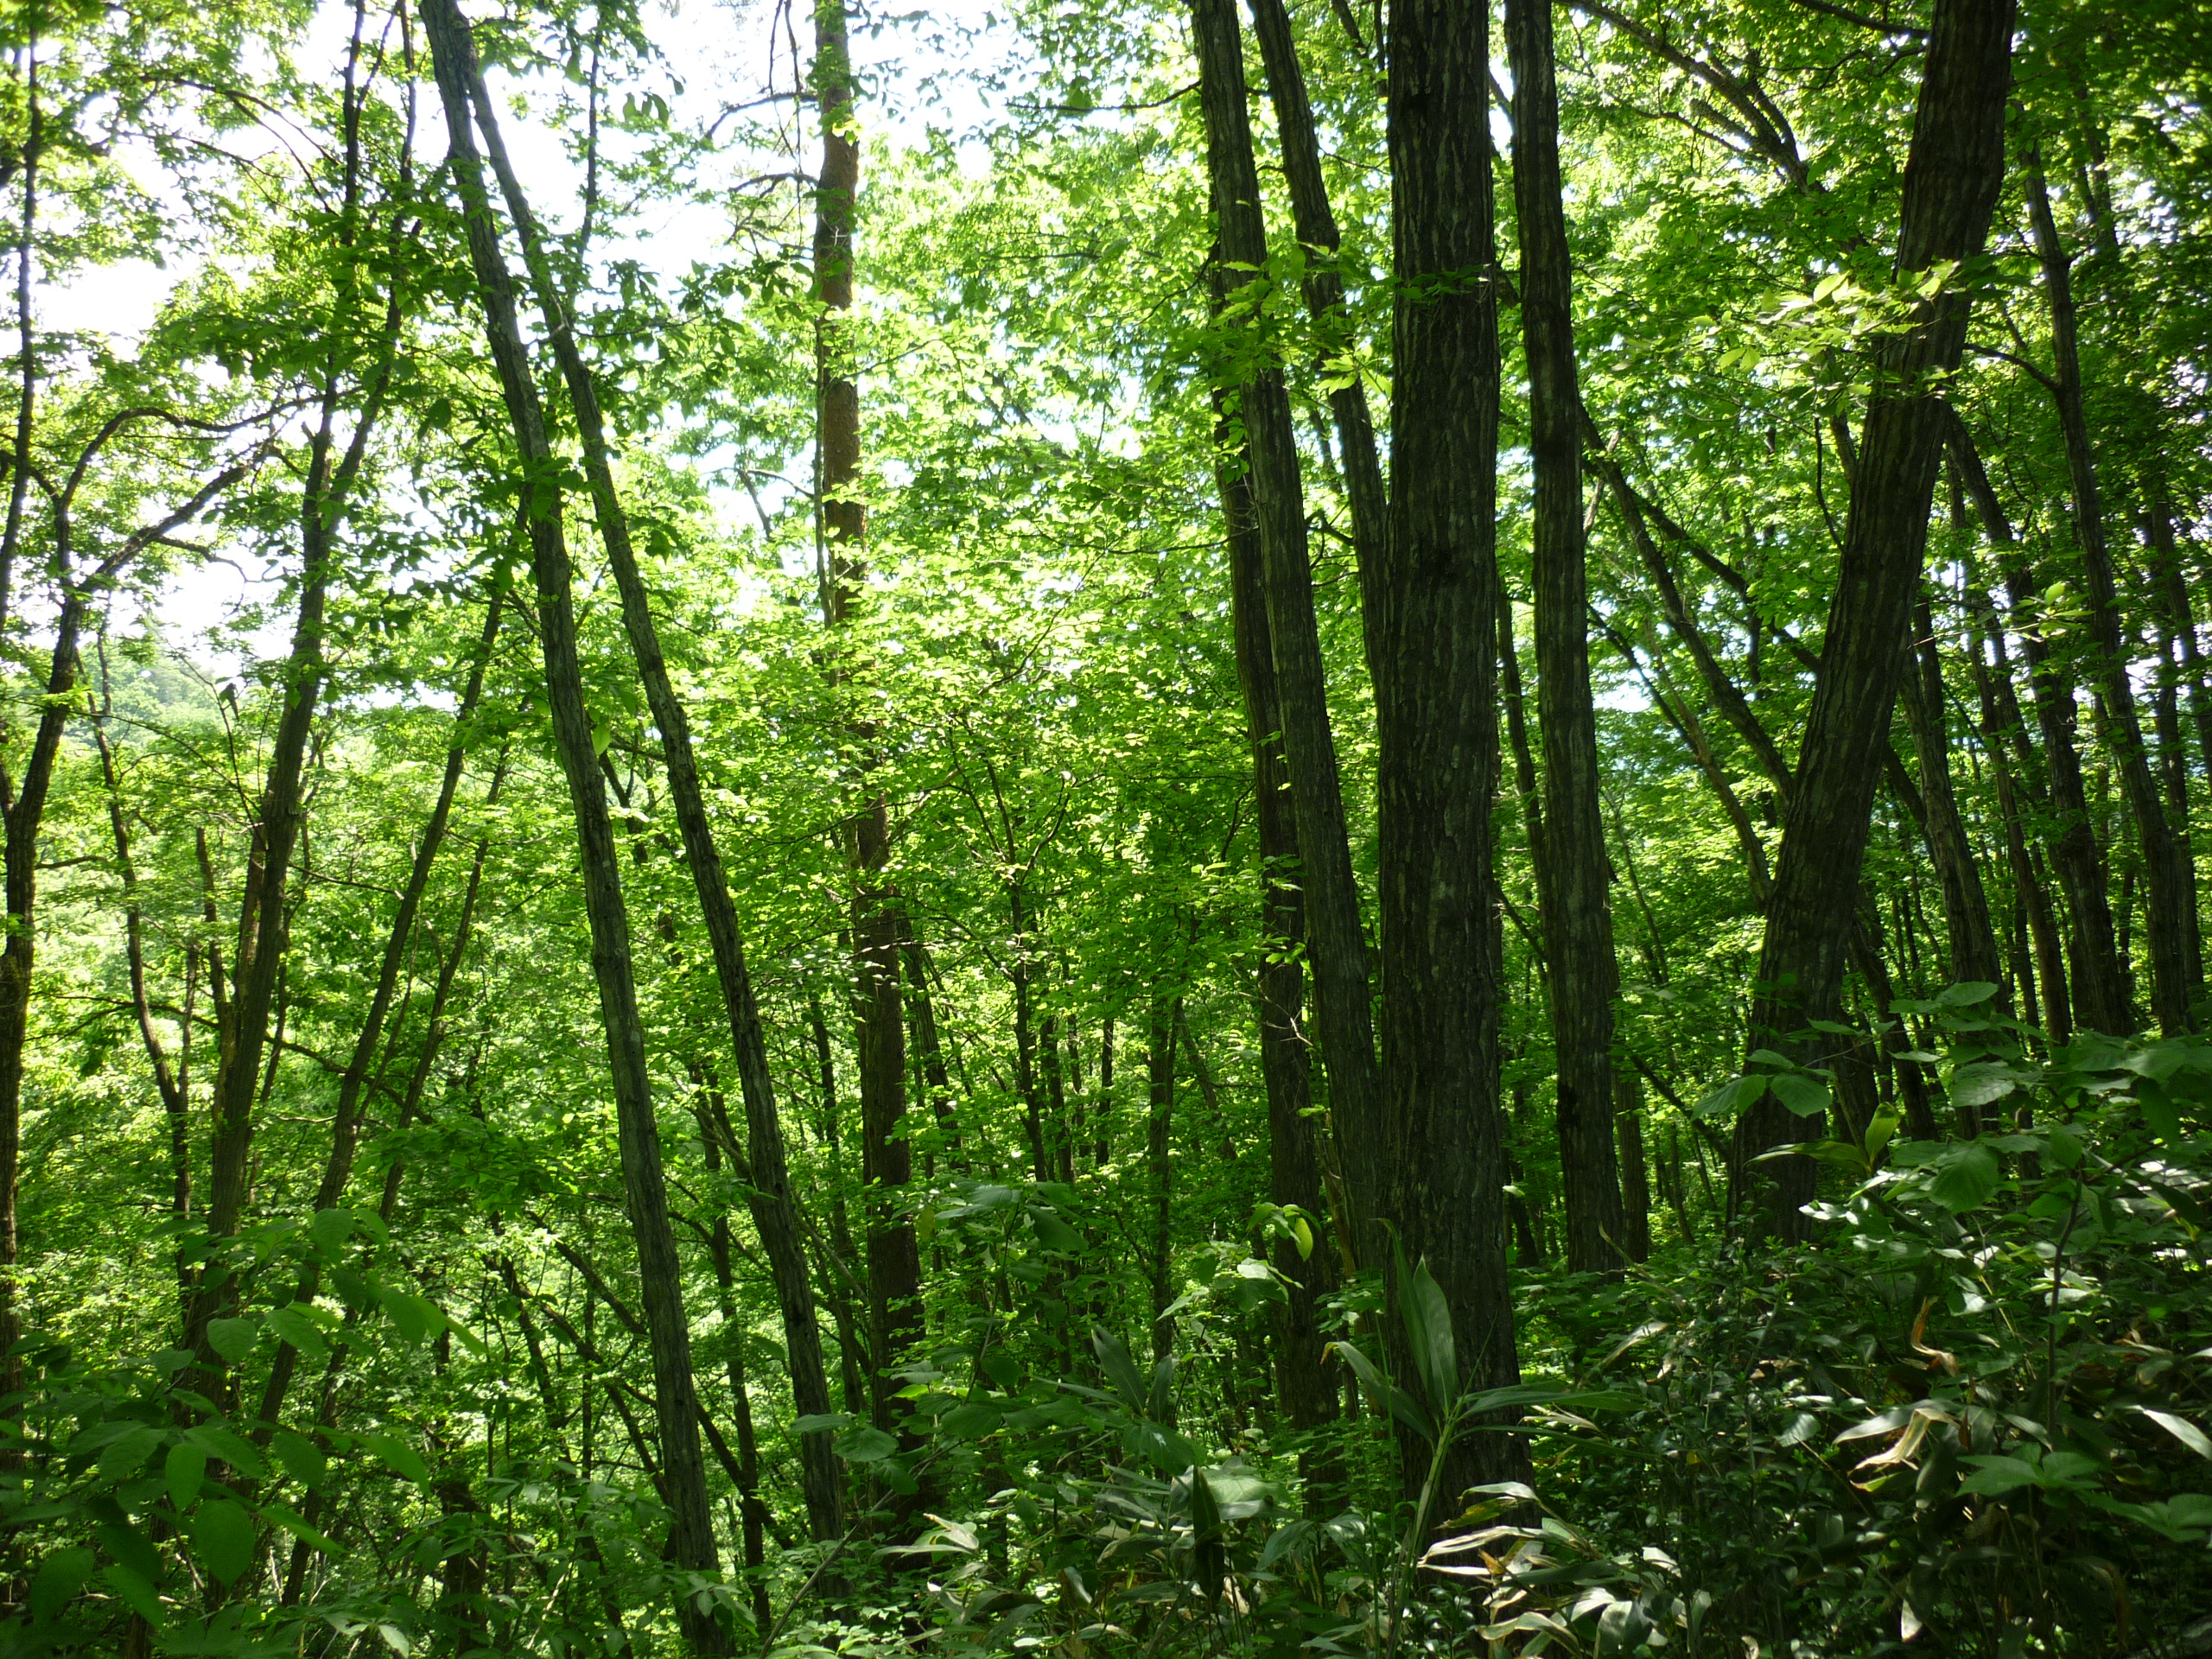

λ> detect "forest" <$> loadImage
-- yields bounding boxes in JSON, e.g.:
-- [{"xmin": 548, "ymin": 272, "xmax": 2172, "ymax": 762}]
[{"xmin": 0, "ymin": 0, "xmax": 2207, "ymax": 1651}]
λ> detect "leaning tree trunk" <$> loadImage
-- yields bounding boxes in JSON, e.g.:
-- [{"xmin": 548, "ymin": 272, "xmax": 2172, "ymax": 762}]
[
  {"xmin": 417, "ymin": 3, "xmax": 735, "ymax": 1638},
  {"xmin": 1510, "ymin": 0, "xmax": 1624, "ymax": 1277},
  {"xmin": 1739, "ymin": 0, "xmax": 2017, "ymax": 1239},
  {"xmin": 1189, "ymin": 0, "xmax": 1386, "ymax": 1261},
  {"xmin": 1899, "ymin": 587, "xmax": 2005, "ymax": 994},
  {"xmin": 1378, "ymin": 0, "xmax": 1524, "ymax": 1496}
]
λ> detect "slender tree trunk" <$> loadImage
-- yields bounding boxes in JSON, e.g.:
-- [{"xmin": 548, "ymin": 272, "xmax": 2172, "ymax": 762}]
[
  {"xmin": 691, "ymin": 1088, "xmax": 772, "ymax": 1632},
  {"xmin": 2024, "ymin": 143, "xmax": 2199, "ymax": 1032},
  {"xmin": 436, "ymin": 0, "xmax": 843, "ymax": 1553},
  {"xmin": 416, "ymin": 5, "xmax": 737, "ymax": 1635},
  {"xmin": 1215, "ymin": 345, "xmax": 1340, "ymax": 1465},
  {"xmin": 1739, "ymin": 0, "xmax": 2016, "ymax": 1236},
  {"xmin": 1612, "ymin": 1069, "xmax": 1650, "ymax": 1264},
  {"xmin": 1510, "ymin": 0, "xmax": 1624, "ymax": 1276},
  {"xmin": 1146, "ymin": 992, "xmax": 1178, "ymax": 1363},
  {"xmin": 1245, "ymin": 0, "xmax": 1387, "ymax": 600},
  {"xmin": 1379, "ymin": 0, "xmax": 1524, "ymax": 1495},
  {"xmin": 809, "ymin": 0, "xmax": 924, "ymax": 1434},
  {"xmin": 1900, "ymin": 588, "xmax": 2004, "ymax": 992},
  {"xmin": 1948, "ymin": 416, "xmax": 2123, "ymax": 1033},
  {"xmin": 1190, "ymin": 0, "xmax": 1386, "ymax": 1260}
]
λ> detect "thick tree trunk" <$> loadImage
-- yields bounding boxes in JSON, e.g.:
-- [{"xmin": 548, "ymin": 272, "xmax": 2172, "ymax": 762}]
[
  {"xmin": 1612, "ymin": 1069, "xmax": 1650, "ymax": 1263},
  {"xmin": 1510, "ymin": 0, "xmax": 1624, "ymax": 1277},
  {"xmin": 1190, "ymin": 0, "xmax": 1387, "ymax": 1259},
  {"xmin": 2024, "ymin": 145, "xmax": 2200, "ymax": 1033},
  {"xmin": 1739, "ymin": 0, "xmax": 2016, "ymax": 1236},
  {"xmin": 1379, "ymin": 0, "xmax": 1524, "ymax": 1495},
  {"xmin": 416, "ymin": 3, "xmax": 738, "ymax": 1634}
]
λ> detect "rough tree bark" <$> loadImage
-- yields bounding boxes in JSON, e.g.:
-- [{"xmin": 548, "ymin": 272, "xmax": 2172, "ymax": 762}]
[
  {"xmin": 1510, "ymin": 0, "xmax": 1625, "ymax": 1276},
  {"xmin": 1189, "ymin": 0, "xmax": 1387, "ymax": 1260},
  {"xmin": 1380, "ymin": 0, "xmax": 1524, "ymax": 1492},
  {"xmin": 1739, "ymin": 0, "xmax": 2017, "ymax": 1237}
]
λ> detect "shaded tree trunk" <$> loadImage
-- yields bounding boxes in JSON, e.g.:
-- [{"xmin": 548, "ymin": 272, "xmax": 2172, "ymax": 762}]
[
  {"xmin": 2024, "ymin": 143, "xmax": 2200, "ymax": 1033},
  {"xmin": 1190, "ymin": 0, "xmax": 1386, "ymax": 1261},
  {"xmin": 1510, "ymin": 0, "xmax": 1624, "ymax": 1277},
  {"xmin": 1378, "ymin": 0, "xmax": 1524, "ymax": 1496},
  {"xmin": 1739, "ymin": 0, "xmax": 2016, "ymax": 1237}
]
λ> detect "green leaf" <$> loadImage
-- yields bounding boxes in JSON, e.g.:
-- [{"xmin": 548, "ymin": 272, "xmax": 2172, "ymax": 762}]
[
  {"xmin": 98, "ymin": 1425, "xmax": 162, "ymax": 1483},
  {"xmin": 1928, "ymin": 1143, "xmax": 2000, "ymax": 1212},
  {"xmin": 2136, "ymin": 1408, "xmax": 2212, "ymax": 1459},
  {"xmin": 378, "ymin": 1289, "xmax": 443, "ymax": 1347},
  {"xmin": 261, "ymin": 1501, "xmax": 346, "ymax": 1558},
  {"xmin": 167, "ymin": 1440, "xmax": 207, "ymax": 1513},
  {"xmin": 1937, "ymin": 981, "xmax": 2000, "ymax": 1007},
  {"xmin": 1769, "ymin": 1072, "xmax": 1832, "ymax": 1118},
  {"xmin": 188, "ymin": 1499, "xmax": 257, "ymax": 1585},
  {"xmin": 1031, "ymin": 1210, "xmax": 1084, "ymax": 1254},
  {"xmin": 264, "ymin": 1304, "xmax": 330, "ymax": 1363},
  {"xmin": 937, "ymin": 1402, "xmax": 1001, "ymax": 1439},
  {"xmin": 30, "ymin": 1546, "xmax": 95, "ymax": 1622},
  {"xmin": 356, "ymin": 1430, "xmax": 432, "ymax": 1484},
  {"xmin": 310, "ymin": 1207, "xmax": 353, "ymax": 1258},
  {"xmin": 271, "ymin": 1431, "xmax": 327, "ymax": 1491},
  {"xmin": 1958, "ymin": 1455, "xmax": 2041, "ymax": 1496},
  {"xmin": 792, "ymin": 1413, "xmax": 853, "ymax": 1435},
  {"xmin": 207, "ymin": 1317, "xmax": 260, "ymax": 1364},
  {"xmin": 95, "ymin": 1521, "xmax": 161, "ymax": 1585},
  {"xmin": 1950, "ymin": 1065, "xmax": 2018, "ymax": 1110},
  {"xmin": 1091, "ymin": 1325, "xmax": 1148, "ymax": 1417},
  {"xmin": 183, "ymin": 1425, "xmax": 267, "ymax": 1479},
  {"xmin": 1330, "ymin": 1339, "xmax": 1433, "ymax": 1442},
  {"xmin": 101, "ymin": 1563, "xmax": 163, "ymax": 1624},
  {"xmin": 1396, "ymin": 1249, "xmax": 1458, "ymax": 1414},
  {"xmin": 833, "ymin": 1426, "xmax": 899, "ymax": 1462}
]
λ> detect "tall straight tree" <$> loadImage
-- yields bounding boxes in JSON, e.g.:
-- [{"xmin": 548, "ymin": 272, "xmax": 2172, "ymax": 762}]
[
  {"xmin": 2023, "ymin": 140, "xmax": 2201, "ymax": 1034},
  {"xmin": 1188, "ymin": 0, "xmax": 1386, "ymax": 1254},
  {"xmin": 811, "ymin": 0, "xmax": 923, "ymax": 1438},
  {"xmin": 1739, "ymin": 0, "xmax": 2018, "ymax": 1234},
  {"xmin": 429, "ymin": 0, "xmax": 848, "ymax": 1549},
  {"xmin": 1380, "ymin": 0, "xmax": 1523, "ymax": 1490},
  {"xmin": 1507, "ymin": 0, "xmax": 1624, "ymax": 1276}
]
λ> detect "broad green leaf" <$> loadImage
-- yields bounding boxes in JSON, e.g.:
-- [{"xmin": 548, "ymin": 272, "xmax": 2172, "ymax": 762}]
[
  {"xmin": 1769, "ymin": 1072, "xmax": 1832, "ymax": 1118},
  {"xmin": 356, "ymin": 1430, "xmax": 432, "ymax": 1484},
  {"xmin": 271, "ymin": 1430, "xmax": 327, "ymax": 1491},
  {"xmin": 1091, "ymin": 1325, "xmax": 1148, "ymax": 1418},
  {"xmin": 166, "ymin": 1440, "xmax": 207, "ymax": 1513},
  {"xmin": 207, "ymin": 1318, "xmax": 260, "ymax": 1364},
  {"xmin": 378, "ymin": 1289, "xmax": 443, "ymax": 1347},
  {"xmin": 792, "ymin": 1413, "xmax": 853, "ymax": 1435},
  {"xmin": 1396, "ymin": 1249, "xmax": 1458, "ymax": 1414},
  {"xmin": 2137, "ymin": 1408, "xmax": 2212, "ymax": 1459},
  {"xmin": 29, "ymin": 1546, "xmax": 95, "ymax": 1621},
  {"xmin": 1928, "ymin": 1143, "xmax": 2000, "ymax": 1212},
  {"xmin": 833, "ymin": 1426, "xmax": 899, "ymax": 1462},
  {"xmin": 310, "ymin": 1207, "xmax": 353, "ymax": 1258},
  {"xmin": 188, "ymin": 1499, "xmax": 257, "ymax": 1585},
  {"xmin": 937, "ymin": 1402, "xmax": 1001, "ymax": 1439},
  {"xmin": 98, "ymin": 1425, "xmax": 162, "ymax": 1483},
  {"xmin": 101, "ymin": 1564, "xmax": 163, "ymax": 1624}
]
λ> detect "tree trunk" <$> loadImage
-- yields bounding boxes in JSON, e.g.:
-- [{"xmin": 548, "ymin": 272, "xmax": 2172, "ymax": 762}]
[
  {"xmin": 2024, "ymin": 143, "xmax": 2200, "ymax": 1033},
  {"xmin": 416, "ymin": 3, "xmax": 737, "ymax": 1634},
  {"xmin": 1948, "ymin": 415, "xmax": 2124, "ymax": 1033},
  {"xmin": 1379, "ymin": 0, "xmax": 1524, "ymax": 1496},
  {"xmin": 1612, "ymin": 1068, "xmax": 1651, "ymax": 1263},
  {"xmin": 1145, "ymin": 992, "xmax": 1178, "ymax": 1363},
  {"xmin": 1900, "ymin": 588, "xmax": 2004, "ymax": 993},
  {"xmin": 1190, "ymin": 0, "xmax": 1386, "ymax": 1260},
  {"xmin": 1215, "ymin": 340, "xmax": 1341, "ymax": 1465},
  {"xmin": 437, "ymin": 0, "xmax": 844, "ymax": 1552},
  {"xmin": 1739, "ymin": 0, "xmax": 2016, "ymax": 1237},
  {"xmin": 1510, "ymin": 0, "xmax": 1624, "ymax": 1277}
]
